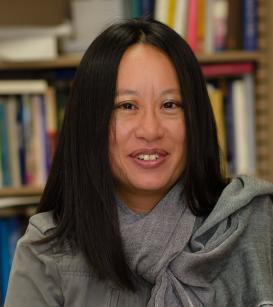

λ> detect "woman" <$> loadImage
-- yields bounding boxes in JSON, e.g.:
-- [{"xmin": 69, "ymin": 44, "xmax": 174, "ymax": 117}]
[{"xmin": 4, "ymin": 19, "xmax": 273, "ymax": 307}]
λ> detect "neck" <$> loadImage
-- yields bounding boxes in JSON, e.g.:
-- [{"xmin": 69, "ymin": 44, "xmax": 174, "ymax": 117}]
[{"xmin": 117, "ymin": 188, "xmax": 167, "ymax": 213}]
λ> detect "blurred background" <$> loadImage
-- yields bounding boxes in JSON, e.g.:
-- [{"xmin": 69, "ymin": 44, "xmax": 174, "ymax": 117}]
[{"xmin": 0, "ymin": 0, "xmax": 272, "ymax": 304}]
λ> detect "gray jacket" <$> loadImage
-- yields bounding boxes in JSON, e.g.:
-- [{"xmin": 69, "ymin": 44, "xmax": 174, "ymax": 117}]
[
  {"xmin": 4, "ymin": 176, "xmax": 273, "ymax": 307},
  {"xmin": 4, "ymin": 211, "xmax": 152, "ymax": 307}
]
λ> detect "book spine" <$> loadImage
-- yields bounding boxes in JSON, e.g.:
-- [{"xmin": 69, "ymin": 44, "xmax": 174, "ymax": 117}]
[
  {"xmin": 141, "ymin": 0, "xmax": 155, "ymax": 17},
  {"xmin": 242, "ymin": 0, "xmax": 257, "ymax": 50},
  {"xmin": 187, "ymin": 0, "xmax": 198, "ymax": 51},
  {"xmin": 173, "ymin": 0, "xmax": 188, "ymax": 38}
]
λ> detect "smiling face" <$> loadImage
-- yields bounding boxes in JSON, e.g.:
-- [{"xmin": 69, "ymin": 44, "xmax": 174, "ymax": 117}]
[{"xmin": 109, "ymin": 43, "xmax": 187, "ymax": 205}]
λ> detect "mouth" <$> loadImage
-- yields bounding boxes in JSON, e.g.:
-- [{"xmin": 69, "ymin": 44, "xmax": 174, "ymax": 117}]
[{"xmin": 129, "ymin": 149, "xmax": 169, "ymax": 169}]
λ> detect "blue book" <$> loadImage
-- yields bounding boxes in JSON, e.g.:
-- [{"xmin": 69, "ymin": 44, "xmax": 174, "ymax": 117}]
[
  {"xmin": 131, "ymin": 0, "xmax": 142, "ymax": 18},
  {"xmin": 0, "ymin": 100, "xmax": 12, "ymax": 186},
  {"xmin": 16, "ymin": 97, "xmax": 27, "ymax": 184},
  {"xmin": 224, "ymin": 80, "xmax": 236, "ymax": 175},
  {"xmin": 140, "ymin": 0, "xmax": 155, "ymax": 18},
  {"xmin": 0, "ymin": 217, "xmax": 21, "ymax": 303},
  {"xmin": 242, "ymin": 0, "xmax": 257, "ymax": 50}
]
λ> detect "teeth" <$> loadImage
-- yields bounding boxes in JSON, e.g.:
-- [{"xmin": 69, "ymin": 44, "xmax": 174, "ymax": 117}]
[{"xmin": 137, "ymin": 154, "xmax": 160, "ymax": 161}]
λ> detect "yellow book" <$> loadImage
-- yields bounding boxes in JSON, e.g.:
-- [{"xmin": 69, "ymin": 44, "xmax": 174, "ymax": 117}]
[
  {"xmin": 167, "ymin": 0, "xmax": 176, "ymax": 28},
  {"xmin": 197, "ymin": 0, "xmax": 206, "ymax": 52},
  {"xmin": 207, "ymin": 85, "xmax": 227, "ymax": 173}
]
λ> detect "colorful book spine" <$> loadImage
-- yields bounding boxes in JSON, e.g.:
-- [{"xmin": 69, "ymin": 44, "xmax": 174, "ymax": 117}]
[
  {"xmin": 0, "ymin": 101, "xmax": 12, "ymax": 186},
  {"xmin": 187, "ymin": 0, "xmax": 198, "ymax": 51},
  {"xmin": 173, "ymin": 0, "xmax": 188, "ymax": 38},
  {"xmin": 141, "ymin": 0, "xmax": 155, "ymax": 17},
  {"xmin": 213, "ymin": 0, "xmax": 228, "ymax": 51},
  {"xmin": 242, "ymin": 0, "xmax": 257, "ymax": 50},
  {"xmin": 132, "ymin": 0, "xmax": 142, "ymax": 18}
]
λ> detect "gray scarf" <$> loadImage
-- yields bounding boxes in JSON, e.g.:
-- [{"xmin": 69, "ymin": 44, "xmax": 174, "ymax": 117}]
[{"xmin": 117, "ymin": 176, "xmax": 273, "ymax": 306}]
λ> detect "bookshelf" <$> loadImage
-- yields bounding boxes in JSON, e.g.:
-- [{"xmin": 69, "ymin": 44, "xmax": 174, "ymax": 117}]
[
  {"xmin": 0, "ymin": 51, "xmax": 261, "ymax": 70},
  {"xmin": 0, "ymin": 0, "xmax": 272, "ymax": 200},
  {"xmin": 0, "ymin": 1, "xmax": 272, "ymax": 303}
]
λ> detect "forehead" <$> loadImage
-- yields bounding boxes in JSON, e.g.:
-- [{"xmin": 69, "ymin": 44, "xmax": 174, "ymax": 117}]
[{"xmin": 116, "ymin": 44, "xmax": 180, "ymax": 90}]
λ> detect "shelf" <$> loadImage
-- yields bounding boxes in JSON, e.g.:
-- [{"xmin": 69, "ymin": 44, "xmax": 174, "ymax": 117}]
[
  {"xmin": 0, "ymin": 195, "xmax": 40, "ymax": 209},
  {"xmin": 0, "ymin": 186, "xmax": 43, "ymax": 197},
  {"xmin": 0, "ymin": 53, "xmax": 83, "ymax": 70},
  {"xmin": 196, "ymin": 51, "xmax": 261, "ymax": 63},
  {"xmin": 0, "ymin": 51, "xmax": 261, "ymax": 70}
]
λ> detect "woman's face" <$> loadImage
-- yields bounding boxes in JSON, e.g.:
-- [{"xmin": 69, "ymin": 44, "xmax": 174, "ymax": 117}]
[{"xmin": 109, "ymin": 44, "xmax": 187, "ymax": 199}]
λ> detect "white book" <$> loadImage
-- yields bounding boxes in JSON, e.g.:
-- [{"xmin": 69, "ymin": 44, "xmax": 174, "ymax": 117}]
[
  {"xmin": 0, "ymin": 36, "xmax": 57, "ymax": 61},
  {"xmin": 213, "ymin": 0, "xmax": 228, "ymax": 50},
  {"xmin": 154, "ymin": 0, "xmax": 169, "ymax": 24},
  {"xmin": 243, "ymin": 74, "xmax": 256, "ymax": 175},
  {"xmin": 0, "ymin": 80, "xmax": 48, "ymax": 95},
  {"xmin": 62, "ymin": 0, "xmax": 123, "ymax": 53},
  {"xmin": 0, "ymin": 22, "xmax": 72, "ymax": 39},
  {"xmin": 31, "ymin": 95, "xmax": 47, "ymax": 186},
  {"xmin": 173, "ymin": 0, "xmax": 188, "ymax": 38},
  {"xmin": 232, "ymin": 79, "xmax": 249, "ymax": 175},
  {"xmin": 204, "ymin": 0, "xmax": 215, "ymax": 53}
]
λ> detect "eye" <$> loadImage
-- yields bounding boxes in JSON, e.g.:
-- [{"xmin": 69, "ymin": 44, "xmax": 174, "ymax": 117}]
[
  {"xmin": 162, "ymin": 100, "xmax": 182, "ymax": 109},
  {"xmin": 114, "ymin": 101, "xmax": 137, "ymax": 111}
]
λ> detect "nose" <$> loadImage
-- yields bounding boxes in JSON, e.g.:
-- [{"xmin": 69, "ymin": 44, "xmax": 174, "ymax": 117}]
[{"xmin": 135, "ymin": 109, "xmax": 164, "ymax": 142}]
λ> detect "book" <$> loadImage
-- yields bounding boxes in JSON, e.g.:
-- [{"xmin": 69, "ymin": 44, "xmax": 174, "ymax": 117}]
[
  {"xmin": 173, "ymin": 0, "xmax": 188, "ymax": 38},
  {"xmin": 204, "ymin": 0, "xmax": 215, "ymax": 52},
  {"xmin": 31, "ymin": 95, "xmax": 48, "ymax": 186},
  {"xmin": 187, "ymin": 0, "xmax": 198, "ymax": 51},
  {"xmin": 213, "ymin": 0, "xmax": 228, "ymax": 51},
  {"xmin": 232, "ymin": 78, "xmax": 250, "ymax": 174},
  {"xmin": 0, "ymin": 101, "xmax": 12, "ymax": 186},
  {"xmin": 0, "ymin": 80, "xmax": 48, "ymax": 95},
  {"xmin": 0, "ymin": 36, "xmax": 58, "ymax": 61},
  {"xmin": 132, "ymin": 0, "xmax": 142, "ymax": 18},
  {"xmin": 201, "ymin": 62, "xmax": 254, "ymax": 78},
  {"xmin": 167, "ymin": 0, "xmax": 176, "ymax": 28},
  {"xmin": 226, "ymin": 0, "xmax": 242, "ymax": 50},
  {"xmin": 207, "ymin": 84, "xmax": 227, "ymax": 160},
  {"xmin": 0, "ymin": 217, "xmax": 22, "ymax": 302},
  {"xmin": 141, "ymin": 0, "xmax": 155, "ymax": 18},
  {"xmin": 243, "ymin": 74, "xmax": 256, "ymax": 174},
  {"xmin": 6, "ymin": 96, "xmax": 21, "ymax": 187},
  {"xmin": 242, "ymin": 0, "xmax": 257, "ymax": 50},
  {"xmin": 62, "ymin": 0, "xmax": 124, "ymax": 53},
  {"xmin": 44, "ymin": 87, "xmax": 58, "ymax": 171},
  {"xmin": 197, "ymin": 0, "xmax": 206, "ymax": 52},
  {"xmin": 154, "ymin": 0, "xmax": 169, "ymax": 24}
]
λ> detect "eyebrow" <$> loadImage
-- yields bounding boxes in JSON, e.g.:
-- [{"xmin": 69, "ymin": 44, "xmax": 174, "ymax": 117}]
[{"xmin": 116, "ymin": 88, "xmax": 181, "ymax": 96}]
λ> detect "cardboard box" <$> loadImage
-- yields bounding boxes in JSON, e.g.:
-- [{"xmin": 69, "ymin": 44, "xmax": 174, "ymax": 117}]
[{"xmin": 0, "ymin": 0, "xmax": 70, "ymax": 26}]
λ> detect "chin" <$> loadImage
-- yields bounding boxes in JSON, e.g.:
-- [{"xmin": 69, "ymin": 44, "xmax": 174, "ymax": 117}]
[{"xmin": 129, "ymin": 177, "xmax": 173, "ymax": 193}]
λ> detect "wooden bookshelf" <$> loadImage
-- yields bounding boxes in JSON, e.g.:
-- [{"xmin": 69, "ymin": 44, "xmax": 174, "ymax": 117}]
[
  {"xmin": 0, "ymin": 0, "xmax": 272, "ymax": 202},
  {"xmin": 0, "ymin": 186, "xmax": 43, "ymax": 197},
  {"xmin": 0, "ymin": 51, "xmax": 261, "ymax": 71}
]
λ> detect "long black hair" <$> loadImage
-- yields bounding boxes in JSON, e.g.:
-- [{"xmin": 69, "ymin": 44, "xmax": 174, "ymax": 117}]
[{"xmin": 37, "ymin": 18, "xmax": 228, "ymax": 291}]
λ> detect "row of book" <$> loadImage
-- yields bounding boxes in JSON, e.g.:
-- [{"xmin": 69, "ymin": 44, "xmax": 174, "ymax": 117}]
[
  {"xmin": 208, "ymin": 73, "xmax": 256, "ymax": 176},
  {"xmin": 0, "ymin": 80, "xmax": 67, "ymax": 188},
  {"xmin": 58, "ymin": 0, "xmax": 259, "ymax": 55},
  {"xmin": 0, "ymin": 216, "xmax": 25, "ymax": 305},
  {"xmin": 129, "ymin": 0, "xmax": 257, "ymax": 52},
  {"xmin": 0, "ymin": 62, "xmax": 256, "ymax": 188},
  {"xmin": 0, "ymin": 0, "xmax": 257, "ymax": 61}
]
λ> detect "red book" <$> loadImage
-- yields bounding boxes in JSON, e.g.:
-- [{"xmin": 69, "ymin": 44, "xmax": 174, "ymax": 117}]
[
  {"xmin": 201, "ymin": 62, "xmax": 254, "ymax": 78},
  {"xmin": 187, "ymin": 0, "xmax": 198, "ymax": 51}
]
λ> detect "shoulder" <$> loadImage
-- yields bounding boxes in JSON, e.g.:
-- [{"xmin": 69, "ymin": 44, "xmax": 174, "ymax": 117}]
[{"xmin": 18, "ymin": 211, "xmax": 57, "ymax": 248}]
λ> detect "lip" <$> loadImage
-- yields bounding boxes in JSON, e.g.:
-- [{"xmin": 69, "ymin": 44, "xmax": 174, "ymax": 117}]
[
  {"xmin": 129, "ymin": 148, "xmax": 169, "ymax": 169},
  {"xmin": 129, "ymin": 148, "xmax": 169, "ymax": 158}
]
